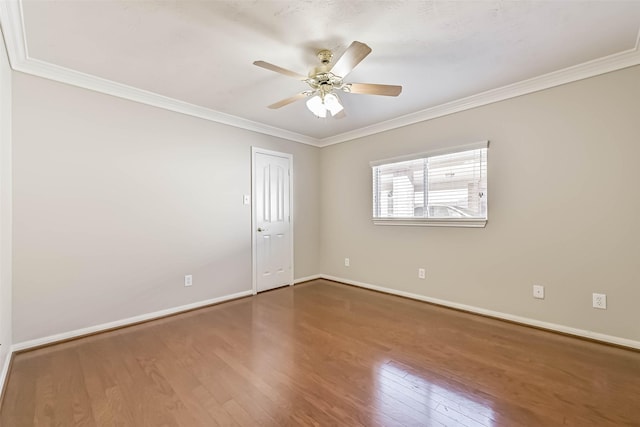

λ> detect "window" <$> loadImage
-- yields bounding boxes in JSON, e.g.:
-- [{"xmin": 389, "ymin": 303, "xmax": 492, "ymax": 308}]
[{"xmin": 371, "ymin": 142, "xmax": 488, "ymax": 227}]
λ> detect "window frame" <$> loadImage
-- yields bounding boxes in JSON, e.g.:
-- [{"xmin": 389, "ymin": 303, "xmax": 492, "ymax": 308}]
[{"xmin": 371, "ymin": 141, "xmax": 488, "ymax": 228}]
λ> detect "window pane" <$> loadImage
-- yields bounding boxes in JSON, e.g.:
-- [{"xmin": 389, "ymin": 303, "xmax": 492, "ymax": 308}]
[
  {"xmin": 373, "ymin": 147, "xmax": 487, "ymax": 221},
  {"xmin": 427, "ymin": 148, "xmax": 486, "ymax": 218},
  {"xmin": 373, "ymin": 158, "xmax": 425, "ymax": 218}
]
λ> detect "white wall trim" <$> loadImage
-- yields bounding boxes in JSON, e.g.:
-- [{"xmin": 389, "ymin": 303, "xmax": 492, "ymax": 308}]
[
  {"xmin": 2, "ymin": 272, "xmax": 638, "ymax": 397},
  {"xmin": 19, "ymin": 59, "xmax": 318, "ymax": 146},
  {"xmin": 317, "ymin": 43, "xmax": 640, "ymax": 147},
  {"xmin": 0, "ymin": 0, "xmax": 28, "ymax": 68},
  {"xmin": 294, "ymin": 274, "xmax": 322, "ymax": 284},
  {"xmin": 10, "ymin": 290, "xmax": 252, "ymax": 352},
  {"xmin": 0, "ymin": 350, "xmax": 11, "ymax": 402},
  {"xmin": 0, "ymin": 0, "xmax": 317, "ymax": 147},
  {"xmin": 320, "ymin": 274, "xmax": 640, "ymax": 351},
  {"xmin": 6, "ymin": 273, "xmax": 640, "ymax": 352},
  {"xmin": 1, "ymin": 0, "xmax": 639, "ymax": 147},
  {"xmin": 0, "ymin": 9, "xmax": 14, "ymax": 405}
]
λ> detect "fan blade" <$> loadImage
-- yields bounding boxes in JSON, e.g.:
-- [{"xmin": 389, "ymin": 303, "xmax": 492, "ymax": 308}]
[
  {"xmin": 268, "ymin": 93, "xmax": 308, "ymax": 109},
  {"xmin": 348, "ymin": 83, "xmax": 402, "ymax": 97},
  {"xmin": 330, "ymin": 41, "xmax": 372, "ymax": 78},
  {"xmin": 253, "ymin": 61, "xmax": 307, "ymax": 80}
]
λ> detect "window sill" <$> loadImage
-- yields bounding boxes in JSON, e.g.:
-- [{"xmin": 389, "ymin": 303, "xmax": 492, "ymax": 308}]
[{"xmin": 373, "ymin": 218, "xmax": 487, "ymax": 228}]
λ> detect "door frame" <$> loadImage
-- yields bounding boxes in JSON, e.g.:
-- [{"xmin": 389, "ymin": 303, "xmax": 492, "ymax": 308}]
[{"xmin": 251, "ymin": 147, "xmax": 294, "ymax": 295}]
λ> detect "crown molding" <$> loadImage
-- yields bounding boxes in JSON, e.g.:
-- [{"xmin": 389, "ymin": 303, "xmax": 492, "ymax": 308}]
[
  {"xmin": 22, "ymin": 58, "xmax": 319, "ymax": 146},
  {"xmin": 1, "ymin": 0, "xmax": 639, "ymax": 148},
  {"xmin": 0, "ymin": 0, "xmax": 27, "ymax": 66},
  {"xmin": 0, "ymin": 0, "xmax": 320, "ymax": 147},
  {"xmin": 317, "ymin": 32, "xmax": 640, "ymax": 147}
]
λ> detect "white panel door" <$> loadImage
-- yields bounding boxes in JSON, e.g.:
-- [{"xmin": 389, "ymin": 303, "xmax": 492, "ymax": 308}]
[{"xmin": 253, "ymin": 150, "xmax": 292, "ymax": 292}]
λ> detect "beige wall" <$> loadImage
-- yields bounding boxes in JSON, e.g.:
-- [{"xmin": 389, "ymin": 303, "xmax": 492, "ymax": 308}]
[
  {"xmin": 0, "ymin": 29, "xmax": 13, "ymax": 369},
  {"xmin": 320, "ymin": 65, "xmax": 640, "ymax": 342},
  {"xmin": 12, "ymin": 73, "xmax": 320, "ymax": 343},
  {"xmin": 8, "ymin": 60, "xmax": 640, "ymax": 346}
]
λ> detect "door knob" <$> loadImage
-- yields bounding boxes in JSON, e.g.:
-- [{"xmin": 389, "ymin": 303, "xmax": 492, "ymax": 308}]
[{"xmin": 257, "ymin": 227, "xmax": 268, "ymax": 232}]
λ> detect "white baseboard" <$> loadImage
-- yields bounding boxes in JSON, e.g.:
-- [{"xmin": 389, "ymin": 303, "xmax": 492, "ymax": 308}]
[
  {"xmin": 320, "ymin": 274, "xmax": 640, "ymax": 351},
  {"xmin": 0, "ymin": 350, "xmax": 12, "ymax": 400},
  {"xmin": 5, "ymin": 273, "xmax": 639, "ymax": 376},
  {"xmin": 293, "ymin": 274, "xmax": 322, "ymax": 284},
  {"xmin": 11, "ymin": 290, "xmax": 253, "ymax": 353},
  {"xmin": 10, "ymin": 277, "xmax": 317, "ymax": 354},
  {"xmin": 1, "ymin": 273, "xmax": 638, "ymax": 400}
]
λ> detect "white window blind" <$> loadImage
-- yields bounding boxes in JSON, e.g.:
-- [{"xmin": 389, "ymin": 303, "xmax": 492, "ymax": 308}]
[{"xmin": 372, "ymin": 143, "xmax": 488, "ymax": 227}]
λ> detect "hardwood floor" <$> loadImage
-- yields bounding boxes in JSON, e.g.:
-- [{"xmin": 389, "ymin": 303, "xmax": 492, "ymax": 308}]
[{"xmin": 1, "ymin": 279, "xmax": 639, "ymax": 426}]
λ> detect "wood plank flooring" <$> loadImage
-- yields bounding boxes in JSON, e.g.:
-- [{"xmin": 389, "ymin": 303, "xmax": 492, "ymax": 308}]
[{"xmin": 1, "ymin": 279, "xmax": 639, "ymax": 426}]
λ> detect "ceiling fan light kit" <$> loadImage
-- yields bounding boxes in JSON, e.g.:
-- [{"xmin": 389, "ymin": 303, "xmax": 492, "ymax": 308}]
[
  {"xmin": 253, "ymin": 41, "xmax": 402, "ymax": 119},
  {"xmin": 306, "ymin": 93, "xmax": 344, "ymax": 118}
]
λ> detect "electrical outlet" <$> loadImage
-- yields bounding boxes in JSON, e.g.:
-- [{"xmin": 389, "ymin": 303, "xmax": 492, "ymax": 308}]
[
  {"xmin": 533, "ymin": 285, "xmax": 544, "ymax": 299},
  {"xmin": 592, "ymin": 293, "xmax": 607, "ymax": 309},
  {"xmin": 344, "ymin": 258, "xmax": 350, "ymax": 267},
  {"xmin": 184, "ymin": 275, "xmax": 193, "ymax": 287},
  {"xmin": 418, "ymin": 268, "xmax": 426, "ymax": 279}
]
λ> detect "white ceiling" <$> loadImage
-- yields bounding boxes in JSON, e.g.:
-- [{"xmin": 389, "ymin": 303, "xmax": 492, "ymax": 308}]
[{"xmin": 2, "ymin": 1, "xmax": 640, "ymax": 145}]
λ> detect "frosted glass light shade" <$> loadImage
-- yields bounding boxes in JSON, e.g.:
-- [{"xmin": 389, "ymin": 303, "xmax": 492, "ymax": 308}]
[
  {"xmin": 324, "ymin": 93, "xmax": 344, "ymax": 115},
  {"xmin": 306, "ymin": 95, "xmax": 326, "ymax": 118},
  {"xmin": 306, "ymin": 93, "xmax": 343, "ymax": 118}
]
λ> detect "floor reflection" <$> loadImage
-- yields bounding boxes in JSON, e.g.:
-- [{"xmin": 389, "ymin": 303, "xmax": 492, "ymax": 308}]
[{"xmin": 376, "ymin": 361, "xmax": 495, "ymax": 426}]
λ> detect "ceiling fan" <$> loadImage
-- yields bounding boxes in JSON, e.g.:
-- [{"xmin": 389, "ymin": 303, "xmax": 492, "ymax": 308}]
[{"xmin": 253, "ymin": 41, "xmax": 402, "ymax": 118}]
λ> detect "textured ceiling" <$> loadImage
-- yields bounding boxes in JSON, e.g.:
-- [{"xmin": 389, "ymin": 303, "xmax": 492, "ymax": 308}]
[{"xmin": 10, "ymin": 1, "xmax": 640, "ymax": 141}]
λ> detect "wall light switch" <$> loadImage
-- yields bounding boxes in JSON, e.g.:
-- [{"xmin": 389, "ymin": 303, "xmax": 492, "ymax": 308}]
[{"xmin": 243, "ymin": 195, "xmax": 251, "ymax": 205}]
